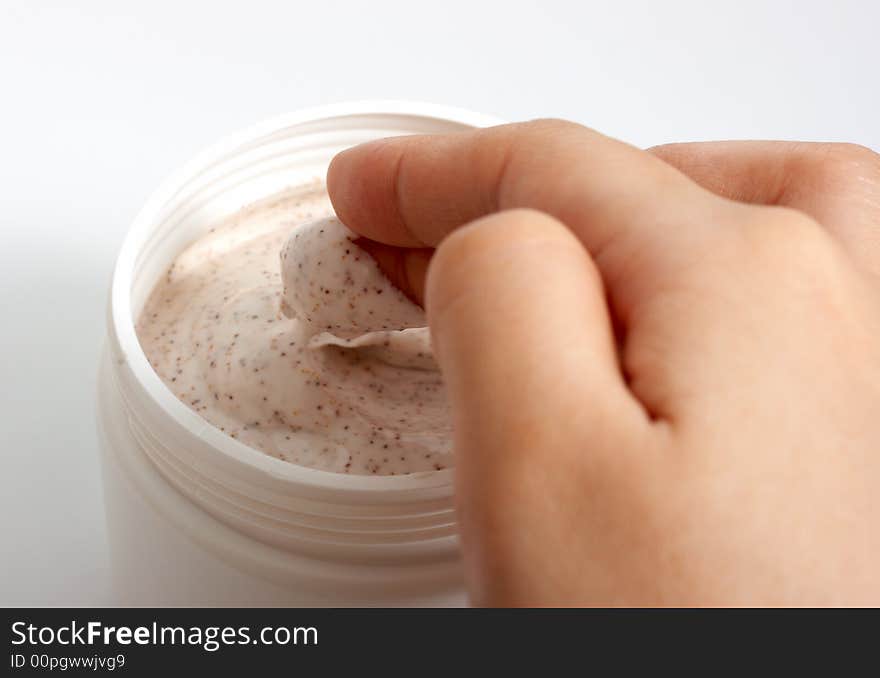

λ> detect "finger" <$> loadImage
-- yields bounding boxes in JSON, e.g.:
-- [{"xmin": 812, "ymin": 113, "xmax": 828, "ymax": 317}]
[
  {"xmin": 427, "ymin": 208, "xmax": 642, "ymax": 429},
  {"xmin": 425, "ymin": 208, "xmax": 651, "ymax": 604},
  {"xmin": 649, "ymin": 141, "xmax": 880, "ymax": 273},
  {"xmin": 328, "ymin": 120, "xmax": 729, "ymax": 325}
]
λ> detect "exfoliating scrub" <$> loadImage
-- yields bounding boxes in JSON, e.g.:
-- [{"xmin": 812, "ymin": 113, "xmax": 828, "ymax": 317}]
[{"xmin": 137, "ymin": 184, "xmax": 451, "ymax": 475}]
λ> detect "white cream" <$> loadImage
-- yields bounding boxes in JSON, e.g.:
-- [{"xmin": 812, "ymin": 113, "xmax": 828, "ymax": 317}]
[{"xmin": 137, "ymin": 184, "xmax": 451, "ymax": 475}]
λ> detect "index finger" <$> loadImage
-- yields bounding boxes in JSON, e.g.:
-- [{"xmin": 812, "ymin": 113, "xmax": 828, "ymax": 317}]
[{"xmin": 327, "ymin": 120, "xmax": 725, "ymax": 322}]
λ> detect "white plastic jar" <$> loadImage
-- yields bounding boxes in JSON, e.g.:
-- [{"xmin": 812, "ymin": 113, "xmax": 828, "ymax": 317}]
[{"xmin": 96, "ymin": 102, "xmax": 501, "ymax": 606}]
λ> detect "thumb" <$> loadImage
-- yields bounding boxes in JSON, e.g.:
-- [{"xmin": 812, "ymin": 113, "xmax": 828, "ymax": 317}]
[{"xmin": 425, "ymin": 209, "xmax": 649, "ymax": 602}]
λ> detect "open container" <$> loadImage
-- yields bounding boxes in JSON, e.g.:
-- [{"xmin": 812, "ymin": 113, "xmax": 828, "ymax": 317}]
[{"xmin": 97, "ymin": 102, "xmax": 501, "ymax": 605}]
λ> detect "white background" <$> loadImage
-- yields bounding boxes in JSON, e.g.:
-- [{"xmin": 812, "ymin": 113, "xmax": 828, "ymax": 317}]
[{"xmin": 1, "ymin": 0, "xmax": 877, "ymax": 605}]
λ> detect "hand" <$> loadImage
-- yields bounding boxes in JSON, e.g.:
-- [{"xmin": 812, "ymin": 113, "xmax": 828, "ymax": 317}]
[{"xmin": 327, "ymin": 121, "xmax": 880, "ymax": 606}]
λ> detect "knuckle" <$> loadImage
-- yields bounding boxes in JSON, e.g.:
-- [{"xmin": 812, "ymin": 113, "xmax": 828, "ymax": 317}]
[
  {"xmin": 794, "ymin": 142, "xmax": 880, "ymax": 189},
  {"xmin": 511, "ymin": 118, "xmax": 597, "ymax": 149},
  {"xmin": 525, "ymin": 117, "xmax": 587, "ymax": 134},
  {"xmin": 740, "ymin": 205, "xmax": 836, "ymax": 272},
  {"xmin": 822, "ymin": 142, "xmax": 880, "ymax": 166}
]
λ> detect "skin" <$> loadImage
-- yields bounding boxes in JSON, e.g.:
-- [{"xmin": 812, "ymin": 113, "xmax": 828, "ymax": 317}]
[{"xmin": 327, "ymin": 120, "xmax": 880, "ymax": 606}]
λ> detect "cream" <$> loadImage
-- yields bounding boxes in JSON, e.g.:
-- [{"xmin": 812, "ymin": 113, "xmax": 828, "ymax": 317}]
[{"xmin": 136, "ymin": 184, "xmax": 451, "ymax": 475}]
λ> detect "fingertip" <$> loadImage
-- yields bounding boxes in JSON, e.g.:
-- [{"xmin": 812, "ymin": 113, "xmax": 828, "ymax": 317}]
[
  {"xmin": 325, "ymin": 146, "xmax": 351, "ymax": 198},
  {"xmin": 327, "ymin": 137, "xmax": 427, "ymax": 248},
  {"xmin": 326, "ymin": 145, "xmax": 363, "ymax": 237},
  {"xmin": 424, "ymin": 208, "xmax": 608, "ymax": 381},
  {"xmin": 425, "ymin": 208, "xmax": 585, "ymax": 331}
]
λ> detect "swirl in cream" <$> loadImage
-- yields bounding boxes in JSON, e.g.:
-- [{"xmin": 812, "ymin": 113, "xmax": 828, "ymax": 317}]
[{"xmin": 137, "ymin": 184, "xmax": 451, "ymax": 475}]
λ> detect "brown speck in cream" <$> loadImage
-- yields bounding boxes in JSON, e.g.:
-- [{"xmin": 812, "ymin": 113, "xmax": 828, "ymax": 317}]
[{"xmin": 136, "ymin": 184, "xmax": 451, "ymax": 475}]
